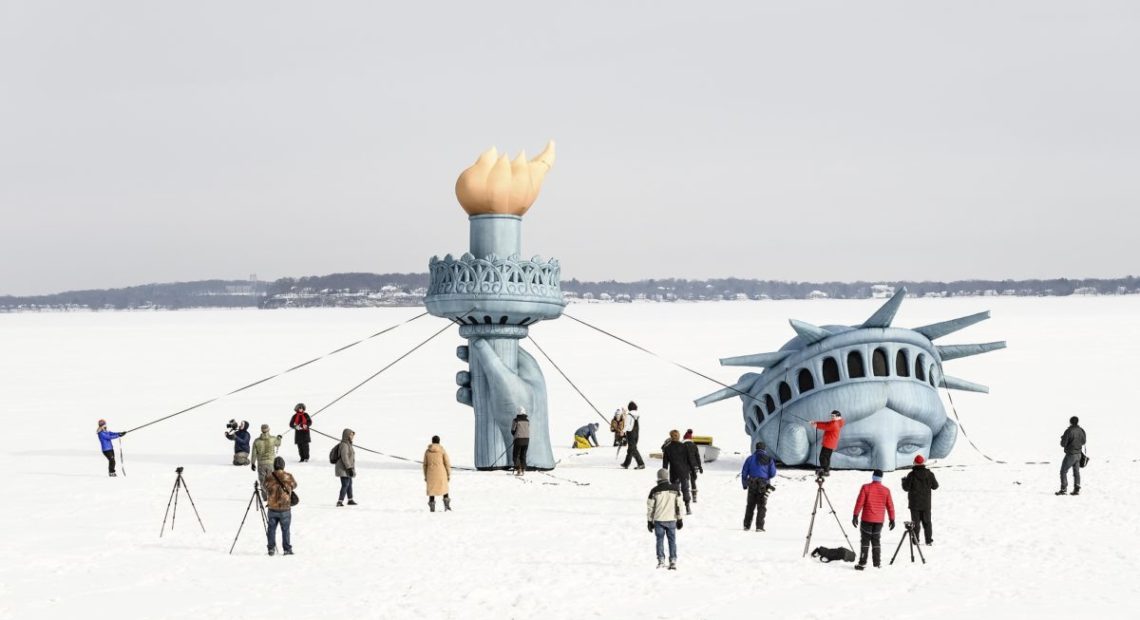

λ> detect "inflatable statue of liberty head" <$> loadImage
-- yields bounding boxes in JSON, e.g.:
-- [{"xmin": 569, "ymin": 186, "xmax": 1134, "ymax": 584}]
[{"xmin": 695, "ymin": 289, "xmax": 1005, "ymax": 471}]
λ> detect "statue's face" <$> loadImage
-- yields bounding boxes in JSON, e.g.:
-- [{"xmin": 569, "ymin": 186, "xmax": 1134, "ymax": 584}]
[{"xmin": 830, "ymin": 408, "xmax": 932, "ymax": 471}]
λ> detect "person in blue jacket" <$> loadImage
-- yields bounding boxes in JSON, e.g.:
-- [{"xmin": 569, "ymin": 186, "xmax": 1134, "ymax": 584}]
[
  {"xmin": 97, "ymin": 419, "xmax": 127, "ymax": 477},
  {"xmin": 741, "ymin": 441, "xmax": 777, "ymax": 531},
  {"xmin": 225, "ymin": 420, "xmax": 252, "ymax": 466}
]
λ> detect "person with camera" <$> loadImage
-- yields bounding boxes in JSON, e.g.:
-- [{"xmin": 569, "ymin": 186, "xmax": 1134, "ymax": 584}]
[
  {"xmin": 262, "ymin": 456, "xmax": 297, "ymax": 556},
  {"xmin": 289, "ymin": 403, "xmax": 312, "ymax": 463},
  {"xmin": 901, "ymin": 454, "xmax": 938, "ymax": 545},
  {"xmin": 333, "ymin": 428, "xmax": 357, "ymax": 507},
  {"xmin": 852, "ymin": 469, "xmax": 896, "ymax": 570},
  {"xmin": 646, "ymin": 467, "xmax": 683, "ymax": 570},
  {"xmin": 96, "ymin": 419, "xmax": 127, "ymax": 477},
  {"xmin": 1057, "ymin": 415, "xmax": 1087, "ymax": 496},
  {"xmin": 225, "ymin": 420, "xmax": 251, "ymax": 466},
  {"xmin": 811, "ymin": 410, "xmax": 845, "ymax": 477},
  {"xmin": 252, "ymin": 424, "xmax": 282, "ymax": 498},
  {"xmin": 741, "ymin": 440, "xmax": 777, "ymax": 532}
]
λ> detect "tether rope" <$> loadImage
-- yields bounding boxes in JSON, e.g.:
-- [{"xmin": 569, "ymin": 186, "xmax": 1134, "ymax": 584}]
[
  {"xmin": 309, "ymin": 427, "xmax": 477, "ymax": 471},
  {"xmin": 526, "ymin": 336, "xmax": 610, "ymax": 425},
  {"xmin": 124, "ymin": 311, "xmax": 430, "ymax": 433}
]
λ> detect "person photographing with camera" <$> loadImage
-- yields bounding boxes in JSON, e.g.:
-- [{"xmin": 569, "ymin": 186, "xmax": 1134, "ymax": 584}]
[
  {"xmin": 852, "ymin": 469, "xmax": 895, "ymax": 570},
  {"xmin": 901, "ymin": 455, "xmax": 938, "ymax": 545},
  {"xmin": 224, "ymin": 420, "xmax": 251, "ymax": 466},
  {"xmin": 811, "ymin": 410, "xmax": 845, "ymax": 477}
]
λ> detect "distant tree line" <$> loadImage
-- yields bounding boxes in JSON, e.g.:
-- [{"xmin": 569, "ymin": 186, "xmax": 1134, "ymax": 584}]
[{"xmin": 3, "ymin": 273, "xmax": 1136, "ymax": 312}]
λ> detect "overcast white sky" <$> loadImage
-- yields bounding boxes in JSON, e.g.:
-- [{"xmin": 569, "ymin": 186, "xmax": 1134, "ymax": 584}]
[{"xmin": 1, "ymin": 1, "xmax": 1137, "ymax": 295}]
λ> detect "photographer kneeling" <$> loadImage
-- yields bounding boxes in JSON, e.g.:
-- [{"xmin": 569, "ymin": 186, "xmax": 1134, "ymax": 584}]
[{"xmin": 225, "ymin": 420, "xmax": 251, "ymax": 466}]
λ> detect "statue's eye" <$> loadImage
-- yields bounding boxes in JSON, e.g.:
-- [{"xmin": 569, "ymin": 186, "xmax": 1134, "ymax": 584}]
[
  {"xmin": 897, "ymin": 443, "xmax": 923, "ymax": 454},
  {"xmin": 838, "ymin": 445, "xmax": 867, "ymax": 457}
]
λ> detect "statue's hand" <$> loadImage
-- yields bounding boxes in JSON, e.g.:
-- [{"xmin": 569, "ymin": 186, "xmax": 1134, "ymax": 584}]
[{"xmin": 469, "ymin": 338, "xmax": 553, "ymax": 469}]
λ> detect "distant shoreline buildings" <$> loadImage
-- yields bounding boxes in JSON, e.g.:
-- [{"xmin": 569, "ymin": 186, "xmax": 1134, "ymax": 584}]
[{"xmin": 2, "ymin": 273, "xmax": 1137, "ymax": 313}]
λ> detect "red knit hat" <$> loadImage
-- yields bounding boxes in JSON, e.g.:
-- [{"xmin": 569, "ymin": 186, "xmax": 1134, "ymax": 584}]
[
  {"xmin": 914, "ymin": 454, "xmax": 925, "ymax": 465},
  {"xmin": 97, "ymin": 419, "xmax": 107, "ymax": 428},
  {"xmin": 683, "ymin": 429, "xmax": 693, "ymax": 440}
]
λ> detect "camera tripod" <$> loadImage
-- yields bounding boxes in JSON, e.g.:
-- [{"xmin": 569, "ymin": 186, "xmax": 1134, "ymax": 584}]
[
  {"xmin": 802, "ymin": 475, "xmax": 855, "ymax": 557},
  {"xmin": 228, "ymin": 481, "xmax": 269, "ymax": 555},
  {"xmin": 160, "ymin": 467, "xmax": 206, "ymax": 537},
  {"xmin": 890, "ymin": 521, "xmax": 927, "ymax": 565}
]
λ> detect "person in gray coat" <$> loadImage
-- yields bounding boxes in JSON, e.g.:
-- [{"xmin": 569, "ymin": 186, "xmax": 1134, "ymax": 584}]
[
  {"xmin": 1056, "ymin": 416, "xmax": 1087, "ymax": 496},
  {"xmin": 335, "ymin": 428, "xmax": 357, "ymax": 506},
  {"xmin": 511, "ymin": 408, "xmax": 530, "ymax": 476}
]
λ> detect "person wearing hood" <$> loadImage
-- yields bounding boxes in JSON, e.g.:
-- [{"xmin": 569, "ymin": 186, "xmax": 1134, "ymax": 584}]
[
  {"xmin": 225, "ymin": 420, "xmax": 251, "ymax": 466},
  {"xmin": 682, "ymin": 429, "xmax": 704, "ymax": 503},
  {"xmin": 573, "ymin": 422, "xmax": 601, "ymax": 448},
  {"xmin": 423, "ymin": 435, "xmax": 452, "ymax": 512},
  {"xmin": 262, "ymin": 456, "xmax": 297, "ymax": 556},
  {"xmin": 511, "ymin": 408, "xmax": 530, "ymax": 476},
  {"xmin": 609, "ymin": 408, "xmax": 626, "ymax": 446},
  {"xmin": 252, "ymin": 424, "xmax": 283, "ymax": 498},
  {"xmin": 901, "ymin": 454, "xmax": 939, "ymax": 545},
  {"xmin": 621, "ymin": 407, "xmax": 645, "ymax": 470},
  {"xmin": 852, "ymin": 470, "xmax": 896, "ymax": 570},
  {"xmin": 661, "ymin": 430, "xmax": 695, "ymax": 514},
  {"xmin": 289, "ymin": 403, "xmax": 312, "ymax": 463},
  {"xmin": 334, "ymin": 428, "xmax": 357, "ymax": 507},
  {"xmin": 647, "ymin": 468, "xmax": 683, "ymax": 570},
  {"xmin": 96, "ymin": 419, "xmax": 127, "ymax": 477},
  {"xmin": 741, "ymin": 441, "xmax": 778, "ymax": 531}
]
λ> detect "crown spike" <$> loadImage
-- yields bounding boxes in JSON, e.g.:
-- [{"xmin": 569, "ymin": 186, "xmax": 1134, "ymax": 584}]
[
  {"xmin": 937, "ymin": 342, "xmax": 1007, "ymax": 361},
  {"xmin": 861, "ymin": 287, "xmax": 907, "ymax": 328},
  {"xmin": 915, "ymin": 311, "xmax": 990, "ymax": 340},
  {"xmin": 719, "ymin": 351, "xmax": 790, "ymax": 368},
  {"xmin": 694, "ymin": 377, "xmax": 757, "ymax": 408},
  {"xmin": 939, "ymin": 375, "xmax": 990, "ymax": 393},
  {"xmin": 789, "ymin": 319, "xmax": 830, "ymax": 345}
]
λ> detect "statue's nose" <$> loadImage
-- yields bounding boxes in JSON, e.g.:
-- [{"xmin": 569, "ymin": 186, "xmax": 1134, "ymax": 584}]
[{"xmin": 872, "ymin": 447, "xmax": 896, "ymax": 472}]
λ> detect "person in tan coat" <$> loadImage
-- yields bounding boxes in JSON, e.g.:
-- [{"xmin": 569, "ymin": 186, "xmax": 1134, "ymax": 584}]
[{"xmin": 424, "ymin": 435, "xmax": 452, "ymax": 512}]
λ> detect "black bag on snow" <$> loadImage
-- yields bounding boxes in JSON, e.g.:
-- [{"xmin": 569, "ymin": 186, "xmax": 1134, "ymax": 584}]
[
  {"xmin": 329, "ymin": 444, "xmax": 340, "ymax": 465},
  {"xmin": 811, "ymin": 546, "xmax": 856, "ymax": 563}
]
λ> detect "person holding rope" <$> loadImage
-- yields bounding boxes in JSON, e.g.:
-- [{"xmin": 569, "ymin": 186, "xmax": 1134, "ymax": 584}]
[
  {"xmin": 333, "ymin": 428, "xmax": 357, "ymax": 506},
  {"xmin": 573, "ymin": 422, "xmax": 601, "ymax": 448},
  {"xmin": 96, "ymin": 419, "xmax": 126, "ymax": 477},
  {"xmin": 289, "ymin": 403, "xmax": 312, "ymax": 463},
  {"xmin": 610, "ymin": 408, "xmax": 627, "ymax": 446},
  {"xmin": 424, "ymin": 435, "xmax": 452, "ymax": 512},
  {"xmin": 253, "ymin": 424, "xmax": 282, "ymax": 499},
  {"xmin": 262, "ymin": 456, "xmax": 297, "ymax": 556},
  {"xmin": 852, "ymin": 469, "xmax": 896, "ymax": 570}
]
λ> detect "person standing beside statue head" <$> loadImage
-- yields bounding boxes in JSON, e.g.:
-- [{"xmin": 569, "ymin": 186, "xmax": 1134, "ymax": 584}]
[
  {"xmin": 289, "ymin": 403, "xmax": 312, "ymax": 463},
  {"xmin": 1057, "ymin": 416, "xmax": 1087, "ymax": 496},
  {"xmin": 811, "ymin": 411, "xmax": 845, "ymax": 477},
  {"xmin": 741, "ymin": 441, "xmax": 777, "ymax": 532},
  {"xmin": 901, "ymin": 454, "xmax": 938, "ymax": 545},
  {"xmin": 852, "ymin": 469, "xmax": 895, "ymax": 570},
  {"xmin": 511, "ymin": 407, "xmax": 530, "ymax": 476}
]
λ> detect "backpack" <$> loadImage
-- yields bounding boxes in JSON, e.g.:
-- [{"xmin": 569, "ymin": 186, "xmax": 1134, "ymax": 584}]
[
  {"xmin": 329, "ymin": 444, "xmax": 341, "ymax": 465},
  {"xmin": 811, "ymin": 546, "xmax": 856, "ymax": 563}
]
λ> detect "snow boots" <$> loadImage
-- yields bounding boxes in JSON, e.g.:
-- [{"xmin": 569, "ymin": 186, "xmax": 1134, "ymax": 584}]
[
  {"xmin": 657, "ymin": 559, "xmax": 666, "ymax": 569},
  {"xmin": 429, "ymin": 497, "xmax": 436, "ymax": 512},
  {"xmin": 1072, "ymin": 485, "xmax": 1080, "ymax": 496},
  {"xmin": 692, "ymin": 489, "xmax": 698, "ymax": 503},
  {"xmin": 668, "ymin": 560, "xmax": 677, "ymax": 570},
  {"xmin": 444, "ymin": 496, "xmax": 452, "ymax": 511}
]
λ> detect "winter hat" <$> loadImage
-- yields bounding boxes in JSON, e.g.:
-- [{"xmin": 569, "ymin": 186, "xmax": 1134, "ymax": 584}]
[
  {"xmin": 913, "ymin": 455, "xmax": 925, "ymax": 465},
  {"xmin": 831, "ymin": 410, "xmax": 842, "ymax": 418},
  {"xmin": 431, "ymin": 435, "xmax": 440, "ymax": 444},
  {"xmin": 261, "ymin": 424, "xmax": 270, "ymax": 433},
  {"xmin": 1070, "ymin": 416, "xmax": 1079, "ymax": 425},
  {"xmin": 656, "ymin": 468, "xmax": 669, "ymax": 482},
  {"xmin": 273, "ymin": 456, "xmax": 285, "ymax": 471},
  {"xmin": 683, "ymin": 429, "xmax": 694, "ymax": 440},
  {"xmin": 517, "ymin": 406, "xmax": 527, "ymax": 416},
  {"xmin": 628, "ymin": 401, "xmax": 638, "ymax": 411},
  {"xmin": 97, "ymin": 419, "xmax": 107, "ymax": 428},
  {"xmin": 755, "ymin": 441, "xmax": 766, "ymax": 451},
  {"xmin": 294, "ymin": 403, "xmax": 306, "ymax": 412},
  {"xmin": 872, "ymin": 469, "xmax": 883, "ymax": 482},
  {"xmin": 239, "ymin": 421, "xmax": 249, "ymax": 431}
]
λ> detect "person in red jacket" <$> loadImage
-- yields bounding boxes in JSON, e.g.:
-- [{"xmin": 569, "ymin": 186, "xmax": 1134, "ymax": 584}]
[
  {"xmin": 811, "ymin": 410, "xmax": 845, "ymax": 476},
  {"xmin": 852, "ymin": 469, "xmax": 896, "ymax": 570}
]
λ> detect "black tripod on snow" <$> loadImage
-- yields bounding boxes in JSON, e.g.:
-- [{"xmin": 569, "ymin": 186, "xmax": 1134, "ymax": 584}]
[
  {"xmin": 890, "ymin": 521, "xmax": 927, "ymax": 565},
  {"xmin": 802, "ymin": 475, "xmax": 855, "ymax": 557},
  {"xmin": 228, "ymin": 481, "xmax": 269, "ymax": 554},
  {"xmin": 160, "ymin": 467, "xmax": 206, "ymax": 537}
]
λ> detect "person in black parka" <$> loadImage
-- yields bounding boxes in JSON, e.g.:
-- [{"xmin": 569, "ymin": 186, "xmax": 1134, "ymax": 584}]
[
  {"xmin": 682, "ymin": 429, "xmax": 704, "ymax": 503},
  {"xmin": 900, "ymin": 454, "xmax": 939, "ymax": 545},
  {"xmin": 1057, "ymin": 415, "xmax": 1087, "ymax": 496},
  {"xmin": 662, "ymin": 429, "xmax": 697, "ymax": 514},
  {"xmin": 290, "ymin": 403, "xmax": 313, "ymax": 462}
]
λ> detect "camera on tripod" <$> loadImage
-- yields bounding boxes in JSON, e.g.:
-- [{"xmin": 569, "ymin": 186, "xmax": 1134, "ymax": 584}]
[{"xmin": 176, "ymin": 466, "xmax": 184, "ymax": 474}]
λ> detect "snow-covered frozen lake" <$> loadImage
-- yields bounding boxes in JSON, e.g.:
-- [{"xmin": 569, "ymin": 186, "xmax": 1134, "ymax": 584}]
[{"xmin": 2, "ymin": 297, "xmax": 1137, "ymax": 619}]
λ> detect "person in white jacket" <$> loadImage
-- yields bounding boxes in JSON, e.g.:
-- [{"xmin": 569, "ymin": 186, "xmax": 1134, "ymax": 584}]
[{"xmin": 646, "ymin": 468, "xmax": 683, "ymax": 569}]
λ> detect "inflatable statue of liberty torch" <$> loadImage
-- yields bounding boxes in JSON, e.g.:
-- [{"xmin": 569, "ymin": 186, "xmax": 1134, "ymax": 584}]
[{"xmin": 424, "ymin": 142, "xmax": 565, "ymax": 470}]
